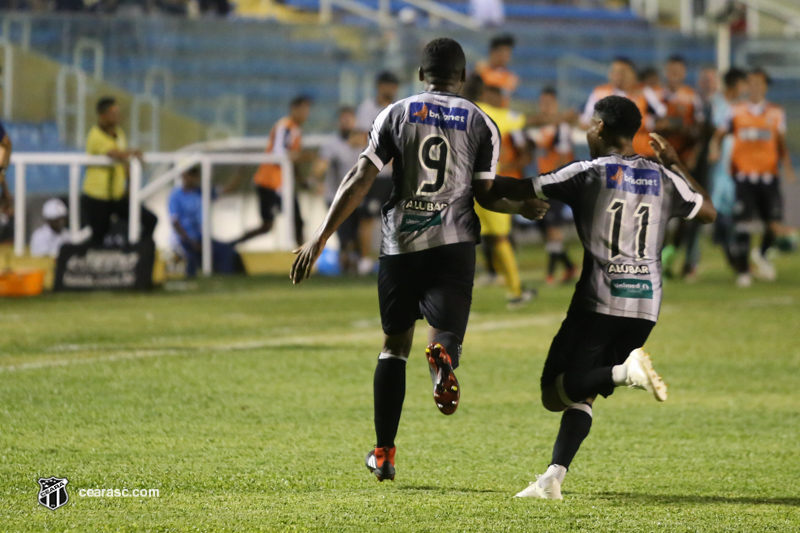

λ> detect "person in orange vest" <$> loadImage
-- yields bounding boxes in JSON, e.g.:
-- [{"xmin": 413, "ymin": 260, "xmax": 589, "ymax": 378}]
[
  {"xmin": 580, "ymin": 57, "xmax": 666, "ymax": 158},
  {"xmin": 659, "ymin": 56, "xmax": 705, "ymax": 167},
  {"xmin": 657, "ymin": 56, "xmax": 706, "ymax": 279},
  {"xmin": 235, "ymin": 95, "xmax": 313, "ymax": 247},
  {"xmin": 711, "ymin": 68, "xmax": 796, "ymax": 286},
  {"xmin": 530, "ymin": 87, "xmax": 577, "ymax": 285},
  {"xmin": 475, "ymin": 34, "xmax": 519, "ymax": 109}
]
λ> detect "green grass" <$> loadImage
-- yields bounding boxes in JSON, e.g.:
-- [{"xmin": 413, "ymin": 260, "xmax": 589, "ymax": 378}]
[{"xmin": 1, "ymin": 242, "xmax": 799, "ymax": 532}]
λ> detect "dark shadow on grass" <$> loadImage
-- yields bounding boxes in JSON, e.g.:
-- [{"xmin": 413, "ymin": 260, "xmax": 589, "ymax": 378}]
[
  {"xmin": 591, "ymin": 492, "xmax": 800, "ymax": 507},
  {"xmin": 396, "ymin": 484, "xmax": 501, "ymax": 494}
]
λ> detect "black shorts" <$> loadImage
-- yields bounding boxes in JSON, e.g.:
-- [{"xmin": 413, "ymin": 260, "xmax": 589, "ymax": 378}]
[
  {"xmin": 378, "ymin": 242, "xmax": 476, "ymax": 340},
  {"xmin": 361, "ymin": 178, "xmax": 393, "ymax": 218},
  {"xmin": 257, "ymin": 186, "xmax": 281, "ymax": 223},
  {"xmin": 541, "ymin": 310, "xmax": 655, "ymax": 398},
  {"xmin": 539, "ymin": 199, "xmax": 570, "ymax": 230},
  {"xmin": 733, "ymin": 179, "xmax": 783, "ymax": 223}
]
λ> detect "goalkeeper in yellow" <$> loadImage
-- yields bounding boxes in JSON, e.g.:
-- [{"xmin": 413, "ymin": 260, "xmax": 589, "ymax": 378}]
[{"xmin": 465, "ymin": 74, "xmax": 535, "ymax": 309}]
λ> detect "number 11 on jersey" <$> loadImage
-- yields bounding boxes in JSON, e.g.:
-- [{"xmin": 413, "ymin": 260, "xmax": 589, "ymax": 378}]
[{"xmin": 606, "ymin": 199, "xmax": 652, "ymax": 261}]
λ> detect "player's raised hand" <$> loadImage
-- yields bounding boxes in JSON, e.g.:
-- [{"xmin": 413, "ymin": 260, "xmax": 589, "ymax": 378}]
[
  {"xmin": 519, "ymin": 198, "xmax": 549, "ymax": 221},
  {"xmin": 290, "ymin": 235, "xmax": 326, "ymax": 285},
  {"xmin": 649, "ymin": 133, "xmax": 681, "ymax": 168}
]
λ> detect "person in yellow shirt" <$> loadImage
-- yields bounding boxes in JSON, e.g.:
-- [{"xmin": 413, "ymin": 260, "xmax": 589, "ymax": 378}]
[
  {"xmin": 81, "ymin": 97, "xmax": 157, "ymax": 246},
  {"xmin": 464, "ymin": 75, "xmax": 535, "ymax": 309}
]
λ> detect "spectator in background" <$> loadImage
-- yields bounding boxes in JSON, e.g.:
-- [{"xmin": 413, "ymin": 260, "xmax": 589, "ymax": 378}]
[
  {"xmin": 169, "ymin": 165, "xmax": 239, "ymax": 278},
  {"xmin": 708, "ymin": 68, "xmax": 748, "ymax": 271},
  {"xmin": 475, "ymin": 34, "xmax": 518, "ymax": 108},
  {"xmin": 30, "ymin": 199, "xmax": 71, "ymax": 258},
  {"xmin": 462, "ymin": 74, "xmax": 535, "ymax": 309},
  {"xmin": 356, "ymin": 71, "xmax": 399, "ymax": 132},
  {"xmin": 658, "ymin": 56, "xmax": 706, "ymax": 279},
  {"xmin": 0, "ymin": 108, "xmax": 13, "ymax": 242},
  {"xmin": 530, "ymin": 87, "xmax": 576, "ymax": 286},
  {"xmin": 470, "ymin": 0, "xmax": 504, "ymax": 27},
  {"xmin": 639, "ymin": 66, "xmax": 662, "ymax": 91},
  {"xmin": 312, "ymin": 107, "xmax": 369, "ymax": 274},
  {"xmin": 235, "ymin": 95, "xmax": 313, "ymax": 247},
  {"xmin": 81, "ymin": 96, "xmax": 157, "ymax": 247},
  {"xmin": 711, "ymin": 68, "xmax": 796, "ymax": 286},
  {"xmin": 355, "ymin": 72, "xmax": 399, "ymax": 275},
  {"xmin": 580, "ymin": 57, "xmax": 666, "ymax": 158}
]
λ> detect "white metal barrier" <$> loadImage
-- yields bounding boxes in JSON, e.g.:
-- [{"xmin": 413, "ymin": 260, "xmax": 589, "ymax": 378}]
[
  {"xmin": 73, "ymin": 37, "xmax": 104, "ymax": 81},
  {"xmin": 10, "ymin": 151, "xmax": 294, "ymax": 276},
  {"xmin": 1, "ymin": 39, "xmax": 13, "ymax": 121},
  {"xmin": 320, "ymin": 0, "xmax": 479, "ymax": 30}
]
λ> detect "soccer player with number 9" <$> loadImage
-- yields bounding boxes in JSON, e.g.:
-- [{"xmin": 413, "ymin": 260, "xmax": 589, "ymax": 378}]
[{"xmin": 290, "ymin": 38, "xmax": 548, "ymax": 482}]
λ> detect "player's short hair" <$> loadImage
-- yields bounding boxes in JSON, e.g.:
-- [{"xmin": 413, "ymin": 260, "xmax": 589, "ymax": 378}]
[
  {"xmin": 594, "ymin": 95, "xmax": 642, "ymax": 140},
  {"xmin": 612, "ymin": 56, "xmax": 636, "ymax": 70},
  {"xmin": 376, "ymin": 71, "xmax": 400, "ymax": 86},
  {"xmin": 290, "ymin": 94, "xmax": 313, "ymax": 108},
  {"xmin": 638, "ymin": 66, "xmax": 659, "ymax": 82},
  {"xmin": 96, "ymin": 96, "xmax": 116, "ymax": 115},
  {"xmin": 667, "ymin": 55, "xmax": 686, "ymax": 65},
  {"xmin": 421, "ymin": 38, "xmax": 466, "ymax": 81},
  {"xmin": 184, "ymin": 164, "xmax": 201, "ymax": 177},
  {"xmin": 461, "ymin": 73, "xmax": 484, "ymax": 101},
  {"xmin": 723, "ymin": 67, "xmax": 747, "ymax": 89},
  {"xmin": 750, "ymin": 67, "xmax": 772, "ymax": 86},
  {"xmin": 489, "ymin": 34, "xmax": 515, "ymax": 50},
  {"xmin": 540, "ymin": 86, "xmax": 557, "ymax": 97},
  {"xmin": 338, "ymin": 106, "xmax": 355, "ymax": 116}
]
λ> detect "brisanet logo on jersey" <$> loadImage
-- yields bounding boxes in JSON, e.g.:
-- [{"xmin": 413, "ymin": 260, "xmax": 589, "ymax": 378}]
[
  {"xmin": 605, "ymin": 164, "xmax": 661, "ymax": 196},
  {"xmin": 409, "ymin": 103, "xmax": 468, "ymax": 131}
]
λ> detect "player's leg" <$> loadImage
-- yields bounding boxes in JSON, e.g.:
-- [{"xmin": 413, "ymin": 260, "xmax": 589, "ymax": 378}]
[
  {"xmin": 420, "ymin": 242, "xmax": 475, "ymax": 415},
  {"xmin": 517, "ymin": 313, "xmax": 589, "ymax": 499},
  {"xmin": 752, "ymin": 179, "xmax": 783, "ymax": 280},
  {"xmin": 519, "ymin": 316, "xmax": 659, "ymax": 499},
  {"xmin": 478, "ymin": 237, "xmax": 498, "ymax": 284},
  {"xmin": 367, "ymin": 327, "xmax": 415, "ymax": 482},
  {"xmin": 233, "ymin": 187, "xmax": 277, "ymax": 245},
  {"xmin": 731, "ymin": 180, "xmax": 756, "ymax": 286},
  {"xmin": 366, "ymin": 251, "xmax": 424, "ymax": 481}
]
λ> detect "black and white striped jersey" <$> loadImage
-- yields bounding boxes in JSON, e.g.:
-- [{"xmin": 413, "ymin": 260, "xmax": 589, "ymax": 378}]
[
  {"xmin": 361, "ymin": 91, "xmax": 500, "ymax": 256},
  {"xmin": 532, "ymin": 154, "xmax": 703, "ymax": 322}
]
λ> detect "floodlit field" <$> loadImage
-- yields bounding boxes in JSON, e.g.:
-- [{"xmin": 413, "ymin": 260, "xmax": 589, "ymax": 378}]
[{"xmin": 1, "ymin": 243, "xmax": 799, "ymax": 532}]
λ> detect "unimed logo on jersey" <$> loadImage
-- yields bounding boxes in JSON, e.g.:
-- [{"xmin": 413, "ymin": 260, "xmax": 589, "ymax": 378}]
[
  {"xmin": 605, "ymin": 164, "xmax": 660, "ymax": 196},
  {"xmin": 409, "ymin": 103, "xmax": 468, "ymax": 131}
]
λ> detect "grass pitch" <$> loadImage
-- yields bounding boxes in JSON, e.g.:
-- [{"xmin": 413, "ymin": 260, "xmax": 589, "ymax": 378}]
[{"xmin": 1, "ymin": 242, "xmax": 799, "ymax": 532}]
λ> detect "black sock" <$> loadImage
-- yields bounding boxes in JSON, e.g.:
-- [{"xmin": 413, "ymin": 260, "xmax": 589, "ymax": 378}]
[
  {"xmin": 551, "ymin": 404, "xmax": 593, "ymax": 469},
  {"xmin": 731, "ymin": 232, "xmax": 751, "ymax": 274},
  {"xmin": 547, "ymin": 253, "xmax": 558, "ymax": 276},
  {"xmin": 374, "ymin": 357, "xmax": 406, "ymax": 448},
  {"xmin": 432, "ymin": 331, "xmax": 461, "ymax": 369},
  {"xmin": 561, "ymin": 252, "xmax": 574, "ymax": 270},
  {"xmin": 562, "ymin": 367, "xmax": 614, "ymax": 402},
  {"xmin": 760, "ymin": 231, "xmax": 775, "ymax": 256}
]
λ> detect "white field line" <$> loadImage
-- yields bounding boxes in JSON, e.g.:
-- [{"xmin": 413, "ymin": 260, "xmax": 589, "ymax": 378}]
[{"xmin": 0, "ymin": 314, "xmax": 564, "ymax": 373}]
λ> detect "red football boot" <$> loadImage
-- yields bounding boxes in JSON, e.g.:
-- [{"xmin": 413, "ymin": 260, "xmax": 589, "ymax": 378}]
[
  {"xmin": 426, "ymin": 343, "xmax": 460, "ymax": 415},
  {"xmin": 365, "ymin": 446, "xmax": 396, "ymax": 481}
]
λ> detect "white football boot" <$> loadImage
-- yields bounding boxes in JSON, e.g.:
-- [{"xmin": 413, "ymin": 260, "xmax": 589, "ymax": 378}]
[
  {"xmin": 514, "ymin": 473, "xmax": 563, "ymax": 500},
  {"xmin": 750, "ymin": 248, "xmax": 777, "ymax": 282},
  {"xmin": 623, "ymin": 348, "xmax": 668, "ymax": 401}
]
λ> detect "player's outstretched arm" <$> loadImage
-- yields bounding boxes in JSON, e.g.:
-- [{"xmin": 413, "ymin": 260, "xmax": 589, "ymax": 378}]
[
  {"xmin": 290, "ymin": 157, "xmax": 379, "ymax": 284},
  {"xmin": 473, "ymin": 177, "xmax": 549, "ymax": 221},
  {"xmin": 649, "ymin": 133, "xmax": 717, "ymax": 224}
]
